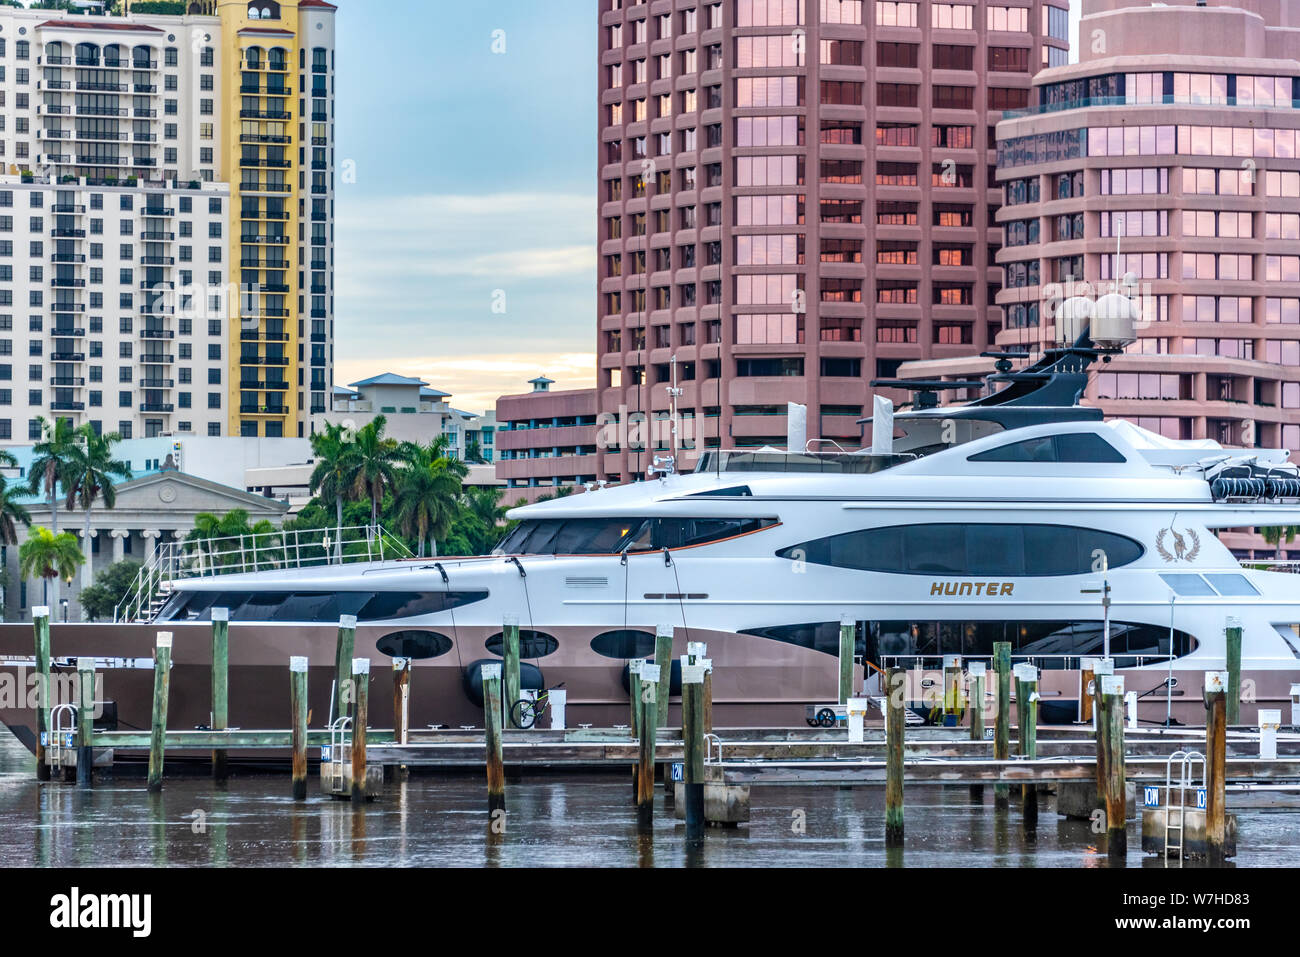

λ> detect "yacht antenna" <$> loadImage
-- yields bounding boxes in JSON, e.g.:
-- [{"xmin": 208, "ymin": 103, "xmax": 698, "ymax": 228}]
[
  {"xmin": 667, "ymin": 353, "xmax": 683, "ymax": 464},
  {"xmin": 1112, "ymin": 218, "xmax": 1124, "ymax": 294}
]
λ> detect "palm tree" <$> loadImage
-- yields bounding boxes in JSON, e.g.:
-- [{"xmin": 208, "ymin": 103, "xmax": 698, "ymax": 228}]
[
  {"xmin": 27, "ymin": 416, "xmax": 79, "ymax": 536},
  {"xmin": 393, "ymin": 436, "xmax": 468, "ymax": 557},
  {"xmin": 19, "ymin": 526, "xmax": 84, "ymax": 609},
  {"xmin": 0, "ymin": 481, "xmax": 32, "ymax": 547},
  {"xmin": 186, "ymin": 509, "xmax": 282, "ymax": 571},
  {"xmin": 1261, "ymin": 525, "xmax": 1300, "ymax": 562},
  {"xmin": 345, "ymin": 415, "xmax": 402, "ymax": 527},
  {"xmin": 309, "ymin": 422, "xmax": 356, "ymax": 562},
  {"xmin": 63, "ymin": 425, "xmax": 132, "ymax": 555}
]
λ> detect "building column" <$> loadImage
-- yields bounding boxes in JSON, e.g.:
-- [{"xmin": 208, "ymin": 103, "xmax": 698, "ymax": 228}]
[
  {"xmin": 110, "ymin": 529, "xmax": 129, "ymax": 563},
  {"xmin": 78, "ymin": 530, "xmax": 97, "ymax": 591}
]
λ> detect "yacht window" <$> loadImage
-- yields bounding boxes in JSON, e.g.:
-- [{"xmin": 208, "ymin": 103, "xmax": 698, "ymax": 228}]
[
  {"xmin": 1159, "ymin": 574, "xmax": 1217, "ymax": 597},
  {"xmin": 969, "ymin": 433, "xmax": 1125, "ymax": 464},
  {"xmin": 155, "ymin": 589, "xmax": 489, "ymax": 622},
  {"xmin": 494, "ymin": 517, "xmax": 778, "ymax": 555},
  {"xmin": 377, "ymin": 631, "xmax": 453, "ymax": 660},
  {"xmin": 591, "ymin": 630, "xmax": 658, "ymax": 659},
  {"xmin": 688, "ymin": 486, "xmax": 753, "ymax": 497},
  {"xmin": 485, "ymin": 631, "xmax": 559, "ymax": 658},
  {"xmin": 779, "ymin": 524, "xmax": 1143, "ymax": 577},
  {"xmin": 1204, "ymin": 574, "xmax": 1260, "ymax": 597}
]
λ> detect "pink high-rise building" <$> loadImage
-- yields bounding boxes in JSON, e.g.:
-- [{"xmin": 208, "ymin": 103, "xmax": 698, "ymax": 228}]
[
  {"xmin": 905, "ymin": 0, "xmax": 1300, "ymax": 559},
  {"xmin": 595, "ymin": 0, "xmax": 1069, "ymax": 480}
]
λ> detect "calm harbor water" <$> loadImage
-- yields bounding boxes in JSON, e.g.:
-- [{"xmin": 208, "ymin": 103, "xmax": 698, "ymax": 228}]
[{"xmin": 2, "ymin": 734, "xmax": 1298, "ymax": 867}]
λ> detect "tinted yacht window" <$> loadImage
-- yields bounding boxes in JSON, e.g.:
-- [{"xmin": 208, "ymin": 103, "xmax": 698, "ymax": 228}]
[
  {"xmin": 494, "ymin": 517, "xmax": 778, "ymax": 555},
  {"xmin": 778, "ymin": 524, "xmax": 1143, "ymax": 576},
  {"xmin": 156, "ymin": 590, "xmax": 489, "ymax": 623},
  {"xmin": 968, "ymin": 433, "xmax": 1125, "ymax": 463}
]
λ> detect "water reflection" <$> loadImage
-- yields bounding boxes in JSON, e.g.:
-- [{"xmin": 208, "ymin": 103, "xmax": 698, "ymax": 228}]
[{"xmin": 0, "ymin": 735, "xmax": 1295, "ymax": 867}]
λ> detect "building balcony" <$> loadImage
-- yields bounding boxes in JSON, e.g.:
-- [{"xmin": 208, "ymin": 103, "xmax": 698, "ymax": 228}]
[
  {"xmin": 50, "ymin": 352, "xmax": 85, "ymax": 362},
  {"xmin": 143, "ymin": 206, "xmax": 174, "ymax": 217},
  {"xmin": 310, "ymin": 260, "xmax": 327, "ymax": 270},
  {"xmin": 241, "ymin": 133, "xmax": 293, "ymax": 146},
  {"xmin": 50, "ymin": 327, "xmax": 86, "ymax": 338},
  {"xmin": 40, "ymin": 79, "xmax": 72, "ymax": 91},
  {"xmin": 139, "ymin": 403, "xmax": 174, "ymax": 413},
  {"xmin": 140, "ymin": 256, "xmax": 175, "ymax": 266},
  {"xmin": 240, "ymin": 182, "xmax": 292, "ymax": 194},
  {"xmin": 244, "ymin": 209, "xmax": 291, "ymax": 221},
  {"xmin": 134, "ymin": 84, "xmax": 158, "ymax": 94},
  {"xmin": 239, "ymin": 157, "xmax": 292, "ymax": 169},
  {"xmin": 40, "ymin": 105, "xmax": 71, "ymax": 116},
  {"xmin": 241, "ymin": 234, "xmax": 290, "ymax": 245},
  {"xmin": 241, "ymin": 330, "xmax": 290, "ymax": 343},
  {"xmin": 139, "ymin": 329, "xmax": 174, "ymax": 340},
  {"xmin": 241, "ymin": 356, "xmax": 290, "ymax": 367},
  {"xmin": 140, "ymin": 379, "xmax": 174, "ymax": 389},
  {"xmin": 51, "ymin": 401, "xmax": 85, "ymax": 412},
  {"xmin": 51, "ymin": 204, "xmax": 85, "ymax": 214},
  {"xmin": 44, "ymin": 55, "xmax": 72, "ymax": 65},
  {"xmin": 77, "ymin": 81, "xmax": 129, "ymax": 93},
  {"xmin": 134, "ymin": 158, "xmax": 157, "ymax": 168},
  {"xmin": 240, "ymin": 404, "xmax": 290, "ymax": 416},
  {"xmin": 140, "ymin": 231, "xmax": 175, "ymax": 242},
  {"xmin": 41, "ymin": 129, "xmax": 73, "ymax": 139},
  {"xmin": 139, "ymin": 280, "xmax": 174, "ymax": 291},
  {"xmin": 139, "ymin": 354, "xmax": 175, "ymax": 364},
  {"xmin": 51, "ymin": 253, "xmax": 86, "ymax": 264},
  {"xmin": 134, "ymin": 108, "xmax": 157, "ymax": 119},
  {"xmin": 50, "ymin": 278, "xmax": 85, "ymax": 288},
  {"xmin": 241, "ymin": 259, "xmax": 290, "ymax": 270},
  {"xmin": 133, "ymin": 132, "xmax": 157, "ymax": 143},
  {"xmin": 76, "ymin": 106, "xmax": 128, "ymax": 117},
  {"xmin": 50, "ymin": 377, "xmax": 85, "ymax": 387},
  {"xmin": 243, "ymin": 308, "xmax": 291, "ymax": 320},
  {"xmin": 51, "ymin": 304, "xmax": 86, "ymax": 314},
  {"xmin": 240, "ymin": 109, "xmax": 292, "ymax": 121},
  {"xmin": 51, "ymin": 228, "xmax": 85, "ymax": 238}
]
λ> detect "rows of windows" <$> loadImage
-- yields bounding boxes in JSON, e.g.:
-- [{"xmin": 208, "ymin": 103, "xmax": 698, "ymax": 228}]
[
  {"xmin": 778, "ymin": 523, "xmax": 1143, "ymax": 577},
  {"xmin": 494, "ymin": 517, "xmax": 779, "ymax": 556}
]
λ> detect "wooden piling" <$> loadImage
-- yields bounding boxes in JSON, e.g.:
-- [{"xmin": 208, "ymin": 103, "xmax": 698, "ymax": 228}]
[
  {"xmin": 392, "ymin": 657, "xmax": 410, "ymax": 745},
  {"xmin": 1079, "ymin": 658, "xmax": 1096, "ymax": 725},
  {"xmin": 943, "ymin": 655, "xmax": 964, "ymax": 724},
  {"xmin": 147, "ymin": 632, "xmax": 173, "ymax": 793},
  {"xmin": 1224, "ymin": 619, "xmax": 1242, "ymax": 727},
  {"xmin": 885, "ymin": 667, "xmax": 905, "ymax": 846},
  {"xmin": 993, "ymin": 642, "xmax": 1011, "ymax": 809},
  {"xmin": 628, "ymin": 658, "xmax": 645, "ymax": 736},
  {"xmin": 838, "ymin": 616, "xmax": 854, "ymax": 705},
  {"xmin": 211, "ymin": 608, "xmax": 229, "ymax": 782},
  {"xmin": 503, "ymin": 616, "xmax": 521, "ymax": 727},
  {"xmin": 637, "ymin": 664, "xmax": 660, "ymax": 832},
  {"xmin": 1016, "ymin": 664, "xmax": 1039, "ymax": 823},
  {"xmin": 350, "ymin": 658, "xmax": 370, "ymax": 805},
  {"xmin": 1205, "ymin": 671, "xmax": 1228, "ymax": 863},
  {"xmin": 702, "ymin": 658, "xmax": 714, "ymax": 737},
  {"xmin": 290, "ymin": 656, "xmax": 308, "ymax": 801},
  {"xmin": 333, "ymin": 614, "xmax": 356, "ymax": 723},
  {"xmin": 482, "ymin": 663, "xmax": 506, "ymax": 815},
  {"xmin": 682, "ymin": 658, "xmax": 706, "ymax": 843},
  {"xmin": 655, "ymin": 625, "xmax": 673, "ymax": 728},
  {"xmin": 1100, "ymin": 674, "xmax": 1127, "ymax": 859},
  {"xmin": 969, "ymin": 662, "xmax": 986, "ymax": 802},
  {"xmin": 76, "ymin": 658, "xmax": 95, "ymax": 789},
  {"xmin": 33, "ymin": 608, "xmax": 51, "ymax": 782}
]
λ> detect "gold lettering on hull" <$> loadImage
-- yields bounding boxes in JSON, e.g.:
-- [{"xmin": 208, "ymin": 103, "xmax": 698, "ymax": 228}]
[{"xmin": 929, "ymin": 582, "xmax": 1016, "ymax": 597}]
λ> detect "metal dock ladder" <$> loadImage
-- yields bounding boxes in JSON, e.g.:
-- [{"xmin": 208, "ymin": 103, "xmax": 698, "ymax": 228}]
[
  {"xmin": 322, "ymin": 716, "xmax": 353, "ymax": 797},
  {"xmin": 1161, "ymin": 749, "xmax": 1206, "ymax": 866}
]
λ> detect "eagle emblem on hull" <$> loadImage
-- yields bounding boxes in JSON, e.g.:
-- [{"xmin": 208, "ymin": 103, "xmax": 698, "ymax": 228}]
[{"xmin": 1155, "ymin": 526, "xmax": 1201, "ymax": 564}]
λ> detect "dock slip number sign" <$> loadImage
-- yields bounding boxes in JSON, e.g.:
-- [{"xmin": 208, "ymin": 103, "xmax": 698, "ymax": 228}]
[
  {"xmin": 1143, "ymin": 787, "xmax": 1207, "ymax": 810},
  {"xmin": 671, "ymin": 762, "xmax": 684, "ymax": 782}
]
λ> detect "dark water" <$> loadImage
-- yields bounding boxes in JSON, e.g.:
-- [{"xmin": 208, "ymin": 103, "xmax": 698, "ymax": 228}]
[{"xmin": 2, "ymin": 734, "xmax": 1298, "ymax": 867}]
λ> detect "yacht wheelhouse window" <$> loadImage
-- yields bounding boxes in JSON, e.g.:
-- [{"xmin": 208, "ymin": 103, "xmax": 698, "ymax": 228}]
[
  {"xmin": 1159, "ymin": 574, "xmax": 1217, "ymax": 597},
  {"xmin": 778, "ymin": 524, "xmax": 1144, "ymax": 576},
  {"xmin": 967, "ymin": 432, "xmax": 1126, "ymax": 463},
  {"xmin": 1204, "ymin": 574, "xmax": 1260, "ymax": 597},
  {"xmin": 494, "ymin": 517, "xmax": 778, "ymax": 555},
  {"xmin": 1161, "ymin": 573, "xmax": 1260, "ymax": 597},
  {"xmin": 155, "ymin": 589, "xmax": 489, "ymax": 623}
]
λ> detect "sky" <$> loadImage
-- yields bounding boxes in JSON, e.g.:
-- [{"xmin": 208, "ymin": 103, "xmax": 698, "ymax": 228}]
[
  {"xmin": 332, "ymin": 1, "xmax": 599, "ymax": 412},
  {"xmin": 331, "ymin": 0, "xmax": 1082, "ymax": 412}
]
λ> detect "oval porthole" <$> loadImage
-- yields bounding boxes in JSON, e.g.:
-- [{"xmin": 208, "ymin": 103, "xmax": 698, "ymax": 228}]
[
  {"xmin": 376, "ymin": 630, "xmax": 453, "ymax": 660},
  {"xmin": 590, "ymin": 630, "xmax": 657, "ymax": 660},
  {"xmin": 485, "ymin": 631, "xmax": 558, "ymax": 659}
]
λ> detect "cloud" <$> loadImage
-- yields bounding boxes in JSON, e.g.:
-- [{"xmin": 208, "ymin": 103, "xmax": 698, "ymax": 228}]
[{"xmin": 333, "ymin": 191, "xmax": 597, "ymax": 364}]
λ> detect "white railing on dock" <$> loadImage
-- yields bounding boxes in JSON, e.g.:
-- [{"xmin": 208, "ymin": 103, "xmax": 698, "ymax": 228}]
[{"xmin": 113, "ymin": 525, "xmax": 412, "ymax": 623}]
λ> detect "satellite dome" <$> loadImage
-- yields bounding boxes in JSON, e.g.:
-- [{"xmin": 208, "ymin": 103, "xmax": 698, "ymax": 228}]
[
  {"xmin": 1057, "ymin": 296, "xmax": 1094, "ymax": 345},
  {"xmin": 1092, "ymin": 292, "xmax": 1139, "ymax": 349}
]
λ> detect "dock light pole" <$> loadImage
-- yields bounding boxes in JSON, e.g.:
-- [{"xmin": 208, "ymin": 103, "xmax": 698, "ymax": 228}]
[{"xmin": 1081, "ymin": 575, "xmax": 1113, "ymax": 663}]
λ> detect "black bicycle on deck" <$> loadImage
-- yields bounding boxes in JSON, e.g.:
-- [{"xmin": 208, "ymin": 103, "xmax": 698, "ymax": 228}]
[{"xmin": 510, "ymin": 683, "xmax": 566, "ymax": 729}]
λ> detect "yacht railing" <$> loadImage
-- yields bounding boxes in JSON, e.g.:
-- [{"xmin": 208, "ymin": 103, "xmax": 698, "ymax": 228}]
[
  {"xmin": 695, "ymin": 449, "xmax": 917, "ymax": 476},
  {"xmin": 878, "ymin": 653, "xmax": 1177, "ymax": 673},
  {"xmin": 113, "ymin": 524, "xmax": 412, "ymax": 623}
]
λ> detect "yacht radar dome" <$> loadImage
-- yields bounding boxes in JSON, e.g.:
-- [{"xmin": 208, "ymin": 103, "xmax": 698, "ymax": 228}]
[
  {"xmin": 1092, "ymin": 291, "xmax": 1139, "ymax": 350},
  {"xmin": 1057, "ymin": 295, "xmax": 1094, "ymax": 345}
]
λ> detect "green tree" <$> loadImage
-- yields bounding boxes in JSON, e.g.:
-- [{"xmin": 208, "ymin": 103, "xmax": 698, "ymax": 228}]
[
  {"xmin": 309, "ymin": 421, "xmax": 356, "ymax": 562},
  {"xmin": 63, "ymin": 425, "xmax": 132, "ymax": 552},
  {"xmin": 464, "ymin": 436, "xmax": 485, "ymax": 465},
  {"xmin": 0, "ymin": 448, "xmax": 29, "ymax": 546},
  {"xmin": 345, "ymin": 415, "xmax": 402, "ymax": 527},
  {"xmin": 77, "ymin": 560, "xmax": 143, "ymax": 623},
  {"xmin": 19, "ymin": 526, "xmax": 84, "ymax": 609},
  {"xmin": 1260, "ymin": 525, "xmax": 1300, "ymax": 561},
  {"xmin": 28, "ymin": 416, "xmax": 79, "ymax": 536},
  {"xmin": 186, "ymin": 509, "xmax": 282, "ymax": 571},
  {"xmin": 393, "ymin": 436, "xmax": 468, "ymax": 557}
]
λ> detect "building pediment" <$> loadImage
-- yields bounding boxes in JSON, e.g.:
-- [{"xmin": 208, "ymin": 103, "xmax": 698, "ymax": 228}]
[{"xmin": 24, "ymin": 471, "xmax": 289, "ymax": 527}]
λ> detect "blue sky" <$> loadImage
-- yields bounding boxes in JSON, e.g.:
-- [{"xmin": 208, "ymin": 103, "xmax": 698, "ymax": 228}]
[{"xmin": 332, "ymin": 1, "xmax": 599, "ymax": 410}]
